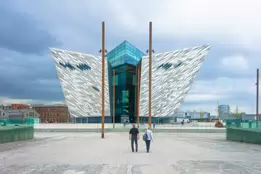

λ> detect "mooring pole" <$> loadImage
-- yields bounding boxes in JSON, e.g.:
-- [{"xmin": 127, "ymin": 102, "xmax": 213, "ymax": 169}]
[
  {"xmin": 256, "ymin": 68, "xmax": 259, "ymax": 122},
  {"xmin": 149, "ymin": 22, "xmax": 152, "ymax": 129},
  {"xmin": 113, "ymin": 70, "xmax": 116, "ymax": 128},
  {"xmin": 101, "ymin": 22, "xmax": 105, "ymax": 138}
]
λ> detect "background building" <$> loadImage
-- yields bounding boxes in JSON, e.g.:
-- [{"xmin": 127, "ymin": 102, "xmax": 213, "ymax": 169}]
[
  {"xmin": 0, "ymin": 109, "xmax": 8, "ymax": 119},
  {"xmin": 51, "ymin": 41, "xmax": 211, "ymax": 123},
  {"xmin": 218, "ymin": 105, "xmax": 230, "ymax": 115},
  {"xmin": 185, "ymin": 111, "xmax": 210, "ymax": 120},
  {"xmin": 0, "ymin": 104, "xmax": 12, "ymax": 110},
  {"xmin": 0, "ymin": 108, "xmax": 39, "ymax": 120},
  {"xmin": 11, "ymin": 104, "xmax": 30, "ymax": 110},
  {"xmin": 242, "ymin": 114, "xmax": 256, "ymax": 121},
  {"xmin": 33, "ymin": 105, "xmax": 70, "ymax": 123},
  {"xmin": 171, "ymin": 110, "xmax": 211, "ymax": 122},
  {"xmin": 220, "ymin": 113, "xmax": 255, "ymax": 121}
]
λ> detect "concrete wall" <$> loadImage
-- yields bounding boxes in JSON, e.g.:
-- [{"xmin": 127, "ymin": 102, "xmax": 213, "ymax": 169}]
[
  {"xmin": 0, "ymin": 126, "xmax": 34, "ymax": 144},
  {"xmin": 226, "ymin": 128, "xmax": 261, "ymax": 144}
]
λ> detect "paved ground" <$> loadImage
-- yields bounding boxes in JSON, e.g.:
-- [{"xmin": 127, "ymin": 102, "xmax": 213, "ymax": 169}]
[
  {"xmin": 34, "ymin": 123, "xmax": 217, "ymax": 129},
  {"xmin": 34, "ymin": 123, "xmax": 225, "ymax": 133},
  {"xmin": 1, "ymin": 132, "xmax": 261, "ymax": 173}
]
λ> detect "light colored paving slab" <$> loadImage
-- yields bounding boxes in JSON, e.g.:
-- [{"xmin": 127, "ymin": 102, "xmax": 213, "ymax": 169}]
[
  {"xmin": 34, "ymin": 123, "xmax": 225, "ymax": 133},
  {"xmin": 34, "ymin": 122, "xmax": 216, "ymax": 129},
  {"xmin": 0, "ymin": 132, "xmax": 261, "ymax": 173}
]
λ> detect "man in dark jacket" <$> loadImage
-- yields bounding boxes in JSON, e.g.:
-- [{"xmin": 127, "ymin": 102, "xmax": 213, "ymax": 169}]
[{"xmin": 129, "ymin": 124, "xmax": 139, "ymax": 152}]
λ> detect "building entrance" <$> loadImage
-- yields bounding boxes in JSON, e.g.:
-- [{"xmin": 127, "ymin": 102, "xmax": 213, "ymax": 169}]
[{"xmin": 109, "ymin": 64, "xmax": 138, "ymax": 123}]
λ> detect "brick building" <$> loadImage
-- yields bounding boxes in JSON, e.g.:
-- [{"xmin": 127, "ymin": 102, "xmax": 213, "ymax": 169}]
[
  {"xmin": 12, "ymin": 104, "xmax": 30, "ymax": 110},
  {"xmin": 33, "ymin": 105, "xmax": 70, "ymax": 123}
]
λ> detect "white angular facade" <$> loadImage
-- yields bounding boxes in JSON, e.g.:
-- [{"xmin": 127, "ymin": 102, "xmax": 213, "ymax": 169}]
[
  {"xmin": 50, "ymin": 44, "xmax": 210, "ymax": 119},
  {"xmin": 51, "ymin": 48, "xmax": 110, "ymax": 117},
  {"xmin": 139, "ymin": 45, "xmax": 211, "ymax": 117}
]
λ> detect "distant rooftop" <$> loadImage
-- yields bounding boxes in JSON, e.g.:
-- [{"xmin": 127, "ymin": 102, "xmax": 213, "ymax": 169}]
[{"xmin": 3, "ymin": 109, "xmax": 33, "ymax": 113}]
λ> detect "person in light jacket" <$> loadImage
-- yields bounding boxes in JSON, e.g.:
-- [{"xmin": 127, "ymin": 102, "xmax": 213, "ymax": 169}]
[{"xmin": 145, "ymin": 127, "xmax": 153, "ymax": 153}]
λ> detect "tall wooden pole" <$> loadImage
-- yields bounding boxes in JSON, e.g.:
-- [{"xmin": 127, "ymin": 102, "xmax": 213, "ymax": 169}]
[
  {"xmin": 149, "ymin": 22, "xmax": 152, "ymax": 129},
  {"xmin": 256, "ymin": 68, "xmax": 259, "ymax": 122},
  {"xmin": 101, "ymin": 22, "xmax": 105, "ymax": 138},
  {"xmin": 137, "ymin": 65, "xmax": 140, "ymax": 128},
  {"xmin": 113, "ymin": 70, "xmax": 116, "ymax": 128}
]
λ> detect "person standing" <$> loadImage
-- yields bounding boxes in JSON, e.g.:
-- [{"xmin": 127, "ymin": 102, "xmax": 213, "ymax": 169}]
[
  {"xmin": 145, "ymin": 127, "xmax": 153, "ymax": 153},
  {"xmin": 129, "ymin": 124, "xmax": 139, "ymax": 152}
]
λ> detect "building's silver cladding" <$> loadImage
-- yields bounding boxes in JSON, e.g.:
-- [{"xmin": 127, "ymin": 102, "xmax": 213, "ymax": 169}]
[
  {"xmin": 51, "ymin": 49, "xmax": 110, "ymax": 117},
  {"xmin": 139, "ymin": 45, "xmax": 211, "ymax": 117}
]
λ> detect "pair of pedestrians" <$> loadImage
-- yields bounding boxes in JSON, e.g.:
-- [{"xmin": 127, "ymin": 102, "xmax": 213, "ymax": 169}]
[{"xmin": 129, "ymin": 124, "xmax": 153, "ymax": 153}]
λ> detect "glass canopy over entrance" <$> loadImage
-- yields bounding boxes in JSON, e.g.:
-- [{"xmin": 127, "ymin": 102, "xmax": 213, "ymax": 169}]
[{"xmin": 106, "ymin": 41, "xmax": 145, "ymax": 123}]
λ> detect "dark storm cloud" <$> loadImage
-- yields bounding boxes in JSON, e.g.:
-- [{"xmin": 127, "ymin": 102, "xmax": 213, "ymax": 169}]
[
  {"xmin": 0, "ymin": 1, "xmax": 59, "ymax": 55},
  {"xmin": 0, "ymin": 47, "xmax": 64, "ymax": 101},
  {"xmin": 0, "ymin": 1, "xmax": 63, "ymax": 102},
  {"xmin": 0, "ymin": 66, "xmax": 64, "ymax": 101}
]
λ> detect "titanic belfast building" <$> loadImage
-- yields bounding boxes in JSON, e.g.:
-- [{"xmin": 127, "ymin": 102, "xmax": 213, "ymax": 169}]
[{"xmin": 51, "ymin": 41, "xmax": 211, "ymax": 123}]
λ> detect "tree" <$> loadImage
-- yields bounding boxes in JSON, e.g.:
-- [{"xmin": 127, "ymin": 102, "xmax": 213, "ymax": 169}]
[
  {"xmin": 232, "ymin": 105, "xmax": 243, "ymax": 119},
  {"xmin": 235, "ymin": 105, "xmax": 239, "ymax": 114},
  {"xmin": 200, "ymin": 110, "xmax": 204, "ymax": 119},
  {"xmin": 217, "ymin": 106, "xmax": 221, "ymax": 120}
]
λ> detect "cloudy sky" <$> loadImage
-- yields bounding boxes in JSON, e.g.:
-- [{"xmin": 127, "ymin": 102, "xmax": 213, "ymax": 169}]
[{"xmin": 0, "ymin": 0, "xmax": 260, "ymax": 115}]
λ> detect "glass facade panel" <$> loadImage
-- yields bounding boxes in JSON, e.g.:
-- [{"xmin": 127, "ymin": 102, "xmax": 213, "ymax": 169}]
[
  {"xmin": 115, "ymin": 75, "xmax": 119, "ymax": 85},
  {"xmin": 107, "ymin": 41, "xmax": 145, "ymax": 123},
  {"xmin": 106, "ymin": 41, "xmax": 145, "ymax": 68}
]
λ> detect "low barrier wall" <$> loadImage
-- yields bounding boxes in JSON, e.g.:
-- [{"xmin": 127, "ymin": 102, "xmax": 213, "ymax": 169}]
[
  {"xmin": 0, "ymin": 125, "xmax": 34, "ymax": 144},
  {"xmin": 226, "ymin": 128, "xmax": 261, "ymax": 144}
]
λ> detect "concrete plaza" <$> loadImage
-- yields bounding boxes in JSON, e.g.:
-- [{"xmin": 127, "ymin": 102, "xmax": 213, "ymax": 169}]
[
  {"xmin": 34, "ymin": 123, "xmax": 225, "ymax": 133},
  {"xmin": 1, "ymin": 132, "xmax": 261, "ymax": 173}
]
